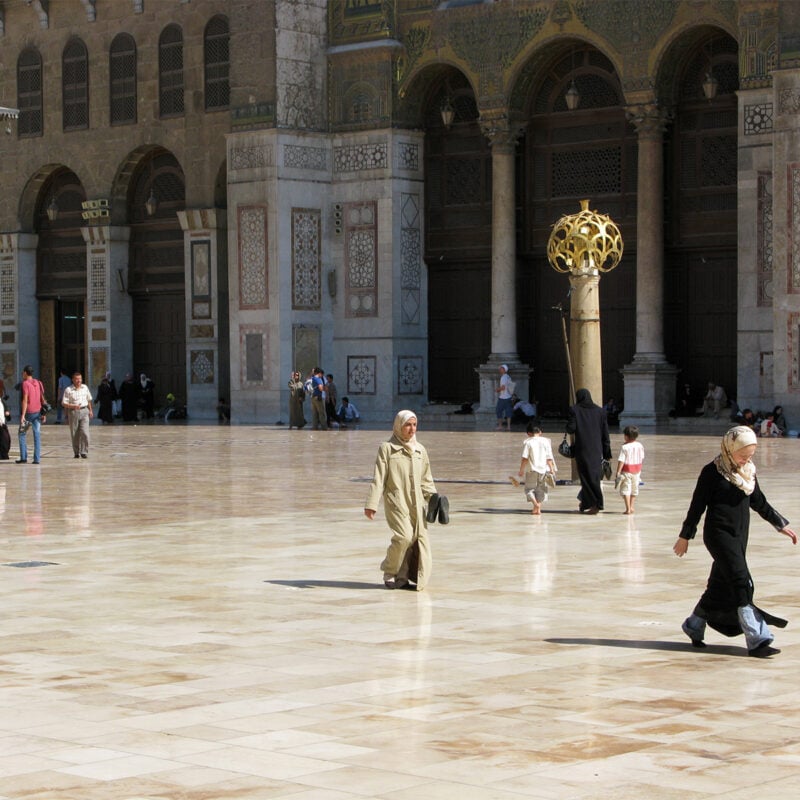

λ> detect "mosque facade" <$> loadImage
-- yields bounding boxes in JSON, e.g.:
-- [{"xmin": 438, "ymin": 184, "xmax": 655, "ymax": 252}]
[{"xmin": 0, "ymin": 0, "xmax": 796, "ymax": 423}]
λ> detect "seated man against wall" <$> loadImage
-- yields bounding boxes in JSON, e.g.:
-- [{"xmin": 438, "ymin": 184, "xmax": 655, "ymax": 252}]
[{"xmin": 701, "ymin": 382, "xmax": 727, "ymax": 419}]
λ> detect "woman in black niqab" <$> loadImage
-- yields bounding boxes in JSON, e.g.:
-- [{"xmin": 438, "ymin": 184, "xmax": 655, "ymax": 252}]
[{"xmin": 565, "ymin": 388, "xmax": 612, "ymax": 513}]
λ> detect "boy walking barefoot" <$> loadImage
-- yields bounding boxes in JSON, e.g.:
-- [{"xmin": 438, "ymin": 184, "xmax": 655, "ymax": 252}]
[
  {"xmin": 615, "ymin": 425, "xmax": 645, "ymax": 514},
  {"xmin": 511, "ymin": 424, "xmax": 556, "ymax": 515}
]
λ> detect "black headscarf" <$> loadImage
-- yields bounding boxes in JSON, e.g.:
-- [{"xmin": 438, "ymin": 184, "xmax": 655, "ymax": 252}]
[{"xmin": 575, "ymin": 388, "xmax": 596, "ymax": 408}]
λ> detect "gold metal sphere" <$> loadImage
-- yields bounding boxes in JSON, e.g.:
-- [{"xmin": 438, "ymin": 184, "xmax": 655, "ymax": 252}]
[{"xmin": 547, "ymin": 199, "xmax": 624, "ymax": 274}]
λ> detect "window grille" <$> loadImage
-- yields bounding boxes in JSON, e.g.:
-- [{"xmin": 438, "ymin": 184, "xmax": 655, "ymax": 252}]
[
  {"xmin": 110, "ymin": 33, "xmax": 137, "ymax": 125},
  {"xmin": 159, "ymin": 24, "xmax": 184, "ymax": 118},
  {"xmin": 204, "ymin": 15, "xmax": 229, "ymax": 110},
  {"xmin": 17, "ymin": 48, "xmax": 43, "ymax": 137},
  {"xmin": 63, "ymin": 39, "xmax": 89, "ymax": 131}
]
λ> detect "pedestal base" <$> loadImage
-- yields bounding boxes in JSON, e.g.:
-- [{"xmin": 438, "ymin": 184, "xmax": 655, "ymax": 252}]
[
  {"xmin": 475, "ymin": 357, "xmax": 532, "ymax": 419},
  {"xmin": 620, "ymin": 357, "xmax": 679, "ymax": 427}
]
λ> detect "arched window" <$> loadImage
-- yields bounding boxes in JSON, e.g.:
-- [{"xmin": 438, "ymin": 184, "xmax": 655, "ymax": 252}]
[
  {"xmin": 17, "ymin": 48, "xmax": 43, "ymax": 137},
  {"xmin": 159, "ymin": 24, "xmax": 184, "ymax": 118},
  {"xmin": 204, "ymin": 15, "xmax": 230, "ymax": 110},
  {"xmin": 63, "ymin": 38, "xmax": 89, "ymax": 131},
  {"xmin": 110, "ymin": 33, "xmax": 137, "ymax": 125}
]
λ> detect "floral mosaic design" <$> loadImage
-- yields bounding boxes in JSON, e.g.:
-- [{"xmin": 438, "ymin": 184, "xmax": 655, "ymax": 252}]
[
  {"xmin": 398, "ymin": 356, "xmax": 423, "ymax": 395},
  {"xmin": 238, "ymin": 206, "xmax": 268, "ymax": 309},
  {"xmin": 347, "ymin": 356, "xmax": 376, "ymax": 395},
  {"xmin": 345, "ymin": 202, "xmax": 378, "ymax": 318},
  {"xmin": 190, "ymin": 350, "xmax": 215, "ymax": 384},
  {"xmin": 292, "ymin": 209, "xmax": 321, "ymax": 309}
]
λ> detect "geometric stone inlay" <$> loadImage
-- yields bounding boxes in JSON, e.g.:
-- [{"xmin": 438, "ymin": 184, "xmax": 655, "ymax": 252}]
[
  {"xmin": 90, "ymin": 255, "xmax": 106, "ymax": 311},
  {"xmin": 398, "ymin": 355, "xmax": 423, "ymax": 395},
  {"xmin": 778, "ymin": 88, "xmax": 800, "ymax": 116},
  {"xmin": 1, "ymin": 262, "xmax": 16, "ymax": 317},
  {"xmin": 347, "ymin": 355, "xmax": 376, "ymax": 395},
  {"xmin": 790, "ymin": 314, "xmax": 800, "ymax": 391},
  {"xmin": 284, "ymin": 144, "xmax": 328, "ymax": 171},
  {"xmin": 230, "ymin": 145, "xmax": 273, "ymax": 170},
  {"xmin": 238, "ymin": 205, "xmax": 268, "ymax": 309},
  {"xmin": 790, "ymin": 165, "xmax": 800, "ymax": 292},
  {"xmin": 757, "ymin": 172, "xmax": 773, "ymax": 307},
  {"xmin": 345, "ymin": 202, "xmax": 378, "ymax": 318},
  {"xmin": 744, "ymin": 102, "xmax": 773, "ymax": 135},
  {"xmin": 292, "ymin": 208, "xmax": 321, "ymax": 309},
  {"xmin": 241, "ymin": 325, "xmax": 267, "ymax": 386},
  {"xmin": 396, "ymin": 141, "xmax": 419, "ymax": 172},
  {"xmin": 190, "ymin": 349, "xmax": 215, "ymax": 384},
  {"xmin": 333, "ymin": 143, "xmax": 388, "ymax": 173}
]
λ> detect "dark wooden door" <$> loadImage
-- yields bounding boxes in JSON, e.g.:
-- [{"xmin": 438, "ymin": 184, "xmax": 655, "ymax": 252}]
[
  {"xmin": 133, "ymin": 293, "xmax": 186, "ymax": 407},
  {"xmin": 428, "ymin": 259, "xmax": 490, "ymax": 402}
]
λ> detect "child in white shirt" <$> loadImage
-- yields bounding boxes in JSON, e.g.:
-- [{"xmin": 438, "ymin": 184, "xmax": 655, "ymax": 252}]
[
  {"xmin": 511, "ymin": 424, "xmax": 556, "ymax": 515},
  {"xmin": 615, "ymin": 425, "xmax": 645, "ymax": 514}
]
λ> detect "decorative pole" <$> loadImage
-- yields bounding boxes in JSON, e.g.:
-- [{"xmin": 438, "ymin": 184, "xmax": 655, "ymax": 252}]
[{"xmin": 546, "ymin": 199, "xmax": 623, "ymax": 408}]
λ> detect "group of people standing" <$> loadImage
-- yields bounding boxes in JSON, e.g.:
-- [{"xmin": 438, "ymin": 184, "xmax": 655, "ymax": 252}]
[{"xmin": 287, "ymin": 368, "xmax": 360, "ymax": 430}]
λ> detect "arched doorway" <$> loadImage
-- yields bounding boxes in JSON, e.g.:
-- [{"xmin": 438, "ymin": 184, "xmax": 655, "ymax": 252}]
[
  {"xmin": 128, "ymin": 150, "xmax": 186, "ymax": 407},
  {"xmin": 518, "ymin": 44, "xmax": 637, "ymax": 415},
  {"xmin": 36, "ymin": 168, "xmax": 88, "ymax": 386},
  {"xmin": 664, "ymin": 31, "xmax": 739, "ymax": 401},
  {"xmin": 424, "ymin": 70, "xmax": 491, "ymax": 403}
]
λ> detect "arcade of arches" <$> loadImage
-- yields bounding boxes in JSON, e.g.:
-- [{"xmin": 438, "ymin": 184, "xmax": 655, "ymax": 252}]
[{"xmin": 424, "ymin": 33, "xmax": 738, "ymax": 416}]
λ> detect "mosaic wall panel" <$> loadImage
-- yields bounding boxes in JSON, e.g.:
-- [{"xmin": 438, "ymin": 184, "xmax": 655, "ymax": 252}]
[
  {"xmin": 1, "ymin": 261, "xmax": 16, "ymax": 318},
  {"xmin": 190, "ymin": 349, "xmax": 215, "ymax": 384},
  {"xmin": 333, "ymin": 143, "xmax": 388, "ymax": 173},
  {"xmin": 789, "ymin": 315, "xmax": 800, "ymax": 391},
  {"xmin": 744, "ymin": 103, "xmax": 773, "ymax": 135},
  {"xmin": 345, "ymin": 202, "xmax": 378, "ymax": 318},
  {"xmin": 757, "ymin": 172, "xmax": 773, "ymax": 307},
  {"xmin": 238, "ymin": 205, "xmax": 268, "ymax": 309},
  {"xmin": 292, "ymin": 209, "xmax": 321, "ymax": 310},
  {"xmin": 191, "ymin": 241, "xmax": 212, "ymax": 319},
  {"xmin": 789, "ymin": 165, "xmax": 800, "ymax": 293},
  {"xmin": 230, "ymin": 144, "xmax": 273, "ymax": 170},
  {"xmin": 398, "ymin": 356, "xmax": 423, "ymax": 395},
  {"xmin": 89, "ymin": 255, "xmax": 106, "ymax": 312},
  {"xmin": 396, "ymin": 142, "xmax": 419, "ymax": 172},
  {"xmin": 240, "ymin": 325, "xmax": 267, "ymax": 386},
  {"xmin": 400, "ymin": 193, "xmax": 421, "ymax": 325},
  {"xmin": 284, "ymin": 144, "xmax": 328, "ymax": 171},
  {"xmin": 347, "ymin": 355, "xmax": 376, "ymax": 395}
]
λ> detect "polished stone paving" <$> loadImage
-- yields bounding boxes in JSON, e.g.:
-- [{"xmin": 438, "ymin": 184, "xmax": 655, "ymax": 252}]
[{"xmin": 2, "ymin": 419, "xmax": 800, "ymax": 799}]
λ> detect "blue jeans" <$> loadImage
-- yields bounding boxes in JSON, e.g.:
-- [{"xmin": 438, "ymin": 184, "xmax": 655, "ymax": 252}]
[{"xmin": 19, "ymin": 411, "xmax": 41, "ymax": 462}]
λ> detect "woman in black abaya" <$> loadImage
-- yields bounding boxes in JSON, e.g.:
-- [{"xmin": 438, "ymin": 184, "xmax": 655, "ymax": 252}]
[
  {"xmin": 565, "ymin": 388, "xmax": 611, "ymax": 514},
  {"xmin": 674, "ymin": 426, "xmax": 796, "ymax": 657}
]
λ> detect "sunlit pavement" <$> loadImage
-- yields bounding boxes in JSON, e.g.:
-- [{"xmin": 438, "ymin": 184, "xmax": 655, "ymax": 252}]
[{"xmin": 2, "ymin": 418, "xmax": 800, "ymax": 799}]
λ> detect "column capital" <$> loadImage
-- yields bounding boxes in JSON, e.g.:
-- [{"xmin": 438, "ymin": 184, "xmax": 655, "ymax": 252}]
[
  {"xmin": 478, "ymin": 111, "xmax": 525, "ymax": 152},
  {"xmin": 625, "ymin": 103, "xmax": 671, "ymax": 139}
]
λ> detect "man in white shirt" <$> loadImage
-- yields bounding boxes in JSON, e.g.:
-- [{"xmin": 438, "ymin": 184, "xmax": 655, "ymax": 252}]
[{"xmin": 62, "ymin": 372, "xmax": 94, "ymax": 459}]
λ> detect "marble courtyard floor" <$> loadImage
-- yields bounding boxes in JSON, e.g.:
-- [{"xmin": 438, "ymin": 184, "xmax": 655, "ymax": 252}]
[{"xmin": 2, "ymin": 419, "xmax": 800, "ymax": 799}]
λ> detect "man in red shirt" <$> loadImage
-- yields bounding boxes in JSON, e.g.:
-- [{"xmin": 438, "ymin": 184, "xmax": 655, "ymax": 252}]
[{"xmin": 17, "ymin": 365, "xmax": 44, "ymax": 464}]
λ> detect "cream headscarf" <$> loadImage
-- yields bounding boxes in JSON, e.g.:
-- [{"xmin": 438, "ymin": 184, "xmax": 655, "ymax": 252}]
[
  {"xmin": 392, "ymin": 409, "xmax": 419, "ymax": 453},
  {"xmin": 715, "ymin": 425, "xmax": 758, "ymax": 495}
]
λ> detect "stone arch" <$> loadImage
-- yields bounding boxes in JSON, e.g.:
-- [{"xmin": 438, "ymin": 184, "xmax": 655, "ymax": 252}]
[
  {"xmin": 109, "ymin": 144, "xmax": 176, "ymax": 226},
  {"xmin": 18, "ymin": 163, "xmax": 87, "ymax": 233},
  {"xmin": 397, "ymin": 61, "xmax": 478, "ymax": 130}
]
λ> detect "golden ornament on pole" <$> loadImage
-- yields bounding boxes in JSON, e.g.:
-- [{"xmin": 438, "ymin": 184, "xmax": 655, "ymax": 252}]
[{"xmin": 547, "ymin": 199, "xmax": 624, "ymax": 469}]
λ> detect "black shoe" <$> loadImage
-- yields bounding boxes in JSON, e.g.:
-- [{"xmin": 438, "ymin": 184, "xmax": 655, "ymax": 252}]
[
  {"xmin": 426, "ymin": 494, "xmax": 440, "ymax": 524},
  {"xmin": 748, "ymin": 641, "xmax": 781, "ymax": 658},
  {"xmin": 74, "ymin": 454, "xmax": 80, "ymax": 459},
  {"xmin": 437, "ymin": 495, "xmax": 450, "ymax": 525},
  {"xmin": 15, "ymin": 459, "xmax": 26, "ymax": 464},
  {"xmin": 32, "ymin": 460, "xmax": 40, "ymax": 464},
  {"xmin": 80, "ymin": 454, "xmax": 87, "ymax": 459}
]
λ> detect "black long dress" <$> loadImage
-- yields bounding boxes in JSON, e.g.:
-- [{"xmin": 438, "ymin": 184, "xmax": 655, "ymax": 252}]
[
  {"xmin": 679, "ymin": 462, "xmax": 789, "ymax": 636},
  {"xmin": 119, "ymin": 378, "xmax": 139, "ymax": 422},
  {"xmin": 565, "ymin": 389, "xmax": 611, "ymax": 511},
  {"xmin": 96, "ymin": 380, "xmax": 115, "ymax": 424}
]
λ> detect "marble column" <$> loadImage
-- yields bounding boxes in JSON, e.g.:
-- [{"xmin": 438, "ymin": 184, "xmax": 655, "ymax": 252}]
[
  {"xmin": 620, "ymin": 103, "xmax": 678, "ymax": 426},
  {"xmin": 475, "ymin": 116, "xmax": 531, "ymax": 412}
]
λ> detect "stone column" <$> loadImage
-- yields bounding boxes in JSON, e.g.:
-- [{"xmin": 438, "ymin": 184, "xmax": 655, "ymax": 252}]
[
  {"xmin": 620, "ymin": 103, "xmax": 678, "ymax": 426},
  {"xmin": 475, "ymin": 115, "xmax": 531, "ymax": 412}
]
